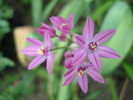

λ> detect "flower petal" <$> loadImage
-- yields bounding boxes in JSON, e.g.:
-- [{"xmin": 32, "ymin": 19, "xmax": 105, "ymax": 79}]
[
  {"xmin": 62, "ymin": 25, "xmax": 71, "ymax": 34},
  {"xmin": 78, "ymin": 74, "xmax": 88, "ymax": 93},
  {"xmin": 68, "ymin": 14, "xmax": 74, "ymax": 29},
  {"xmin": 88, "ymin": 52, "xmax": 102, "ymax": 71},
  {"xmin": 64, "ymin": 51, "xmax": 72, "ymax": 58},
  {"xmin": 65, "ymin": 58, "xmax": 72, "ymax": 68},
  {"xmin": 39, "ymin": 23, "xmax": 56, "ymax": 38},
  {"xmin": 44, "ymin": 33, "xmax": 54, "ymax": 49},
  {"xmin": 58, "ymin": 16, "xmax": 68, "ymax": 23},
  {"xmin": 36, "ymin": 28, "xmax": 45, "ymax": 36},
  {"xmin": 46, "ymin": 53, "xmax": 54, "ymax": 74},
  {"xmin": 59, "ymin": 34, "xmax": 68, "ymax": 42},
  {"xmin": 86, "ymin": 66, "xmax": 104, "ymax": 83},
  {"xmin": 41, "ymin": 23, "xmax": 53, "ymax": 30},
  {"xmin": 83, "ymin": 16, "xmax": 94, "ymax": 40},
  {"xmin": 97, "ymin": 45, "xmax": 120, "ymax": 58},
  {"xmin": 63, "ymin": 70, "xmax": 77, "ymax": 86},
  {"xmin": 50, "ymin": 16, "xmax": 61, "ymax": 30},
  {"xmin": 26, "ymin": 38, "xmax": 44, "ymax": 46},
  {"xmin": 64, "ymin": 66, "xmax": 75, "ymax": 77},
  {"xmin": 72, "ymin": 49, "xmax": 87, "ymax": 66},
  {"xmin": 28, "ymin": 56, "xmax": 46, "ymax": 70},
  {"xmin": 21, "ymin": 46, "xmax": 38, "ymax": 57},
  {"xmin": 93, "ymin": 29, "xmax": 116, "ymax": 45},
  {"xmin": 75, "ymin": 35, "xmax": 86, "ymax": 48}
]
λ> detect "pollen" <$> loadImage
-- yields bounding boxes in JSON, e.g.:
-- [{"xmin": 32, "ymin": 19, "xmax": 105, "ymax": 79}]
[
  {"xmin": 78, "ymin": 69, "xmax": 86, "ymax": 77},
  {"xmin": 38, "ymin": 46, "xmax": 45, "ymax": 55},
  {"xmin": 60, "ymin": 23, "xmax": 67, "ymax": 28},
  {"xmin": 40, "ymin": 46, "xmax": 45, "ymax": 50},
  {"xmin": 89, "ymin": 42, "xmax": 98, "ymax": 51}
]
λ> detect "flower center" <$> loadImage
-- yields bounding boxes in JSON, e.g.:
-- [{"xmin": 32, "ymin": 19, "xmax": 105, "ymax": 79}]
[
  {"xmin": 88, "ymin": 42, "xmax": 98, "ymax": 51},
  {"xmin": 60, "ymin": 23, "xmax": 67, "ymax": 28},
  {"xmin": 38, "ymin": 46, "xmax": 45, "ymax": 55},
  {"xmin": 78, "ymin": 69, "xmax": 86, "ymax": 77}
]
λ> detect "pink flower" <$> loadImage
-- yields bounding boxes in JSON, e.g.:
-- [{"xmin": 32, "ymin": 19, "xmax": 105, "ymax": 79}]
[
  {"xmin": 21, "ymin": 34, "xmax": 54, "ymax": 74},
  {"xmin": 63, "ymin": 62, "xmax": 104, "ymax": 93},
  {"xmin": 73, "ymin": 16, "xmax": 120, "ymax": 71},
  {"xmin": 36, "ymin": 23, "xmax": 56, "ymax": 38},
  {"xmin": 50, "ymin": 14, "xmax": 74, "ymax": 41},
  {"xmin": 64, "ymin": 51, "xmax": 75, "ymax": 68}
]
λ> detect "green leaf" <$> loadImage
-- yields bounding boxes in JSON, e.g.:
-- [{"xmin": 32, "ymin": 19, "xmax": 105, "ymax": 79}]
[
  {"xmin": 0, "ymin": 5, "xmax": 13, "ymax": 19},
  {"xmin": 100, "ymin": 2, "xmax": 133, "ymax": 75},
  {"xmin": 0, "ymin": 94, "xmax": 13, "ymax": 100},
  {"xmin": 12, "ymin": 71, "xmax": 36, "ymax": 98},
  {"xmin": 31, "ymin": 0, "xmax": 43, "ymax": 26},
  {"xmin": 0, "ymin": 71, "xmax": 25, "ymax": 86},
  {"xmin": 91, "ymin": 1, "xmax": 114, "ymax": 21},
  {"xmin": 0, "ymin": 19, "xmax": 10, "ymax": 41},
  {"xmin": 108, "ymin": 76, "xmax": 118, "ymax": 100},
  {"xmin": 0, "ymin": 0, "xmax": 2, "ymax": 7},
  {"xmin": 0, "ymin": 56, "xmax": 15, "ymax": 71},
  {"xmin": 84, "ymin": 88, "xmax": 105, "ymax": 100},
  {"xmin": 57, "ymin": 67, "xmax": 70, "ymax": 100},
  {"xmin": 123, "ymin": 61, "xmax": 133, "ymax": 81},
  {"xmin": 42, "ymin": 0, "xmax": 58, "ymax": 22}
]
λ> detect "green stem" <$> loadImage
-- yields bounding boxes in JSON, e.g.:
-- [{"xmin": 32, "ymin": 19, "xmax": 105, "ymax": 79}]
[
  {"xmin": 50, "ymin": 46, "xmax": 69, "ymax": 51},
  {"xmin": 67, "ymin": 38, "xmax": 73, "ymax": 43},
  {"xmin": 56, "ymin": 34, "xmax": 73, "ymax": 43},
  {"xmin": 56, "ymin": 35, "xmax": 59, "ymax": 37},
  {"xmin": 109, "ymin": 75, "xmax": 118, "ymax": 100}
]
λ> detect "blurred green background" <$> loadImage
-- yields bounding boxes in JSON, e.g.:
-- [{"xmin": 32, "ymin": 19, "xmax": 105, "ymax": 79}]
[{"xmin": 0, "ymin": 0, "xmax": 133, "ymax": 100}]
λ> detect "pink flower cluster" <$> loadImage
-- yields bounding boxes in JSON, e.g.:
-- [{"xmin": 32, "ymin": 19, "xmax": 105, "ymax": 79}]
[{"xmin": 22, "ymin": 14, "xmax": 120, "ymax": 93}]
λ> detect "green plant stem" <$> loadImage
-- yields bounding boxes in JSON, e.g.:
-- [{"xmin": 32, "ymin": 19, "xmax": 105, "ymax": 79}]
[
  {"xmin": 109, "ymin": 75, "xmax": 118, "ymax": 100},
  {"xmin": 56, "ymin": 35, "xmax": 73, "ymax": 43},
  {"xmin": 50, "ymin": 46, "xmax": 69, "ymax": 51}
]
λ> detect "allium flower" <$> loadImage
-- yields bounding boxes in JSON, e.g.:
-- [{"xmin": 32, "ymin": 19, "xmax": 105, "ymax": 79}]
[
  {"xmin": 50, "ymin": 14, "xmax": 74, "ymax": 41},
  {"xmin": 63, "ymin": 62, "xmax": 104, "ymax": 93},
  {"xmin": 64, "ymin": 51, "xmax": 75, "ymax": 68},
  {"xmin": 21, "ymin": 34, "xmax": 54, "ymax": 74},
  {"xmin": 73, "ymin": 16, "xmax": 120, "ymax": 71},
  {"xmin": 36, "ymin": 23, "xmax": 56, "ymax": 38}
]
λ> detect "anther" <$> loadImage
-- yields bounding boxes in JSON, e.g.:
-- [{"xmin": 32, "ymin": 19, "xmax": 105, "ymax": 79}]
[
  {"xmin": 78, "ymin": 73, "xmax": 82, "ymax": 77},
  {"xmin": 41, "ymin": 46, "xmax": 45, "ymax": 50},
  {"xmin": 60, "ymin": 23, "xmax": 66, "ymax": 28},
  {"xmin": 78, "ymin": 69, "xmax": 86, "ymax": 77},
  {"xmin": 38, "ymin": 50, "xmax": 43, "ymax": 55},
  {"xmin": 94, "ymin": 48, "xmax": 97, "ymax": 50}
]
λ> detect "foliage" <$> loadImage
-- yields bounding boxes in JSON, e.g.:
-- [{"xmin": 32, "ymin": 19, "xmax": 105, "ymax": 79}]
[
  {"xmin": 0, "ymin": 0, "xmax": 133, "ymax": 100},
  {"xmin": 0, "ymin": 0, "xmax": 14, "ymax": 71}
]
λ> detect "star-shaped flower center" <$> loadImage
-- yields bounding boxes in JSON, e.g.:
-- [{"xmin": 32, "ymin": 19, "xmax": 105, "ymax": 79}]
[
  {"xmin": 38, "ymin": 46, "xmax": 45, "ymax": 55},
  {"xmin": 78, "ymin": 69, "xmax": 86, "ymax": 77},
  {"xmin": 88, "ymin": 42, "xmax": 98, "ymax": 51},
  {"xmin": 60, "ymin": 23, "xmax": 67, "ymax": 28}
]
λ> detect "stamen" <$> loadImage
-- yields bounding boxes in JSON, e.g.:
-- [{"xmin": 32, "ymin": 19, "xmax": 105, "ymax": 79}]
[
  {"xmin": 41, "ymin": 46, "xmax": 45, "ymax": 50},
  {"xmin": 78, "ymin": 73, "xmax": 82, "ymax": 77},
  {"xmin": 38, "ymin": 46, "xmax": 45, "ymax": 55},
  {"xmin": 60, "ymin": 23, "xmax": 67, "ymax": 28},
  {"xmin": 78, "ymin": 69, "xmax": 86, "ymax": 77},
  {"xmin": 90, "ymin": 44, "xmax": 93, "ymax": 47},
  {"xmin": 38, "ymin": 50, "xmax": 43, "ymax": 54},
  {"xmin": 89, "ymin": 42, "xmax": 98, "ymax": 51},
  {"xmin": 94, "ymin": 48, "xmax": 97, "ymax": 50}
]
